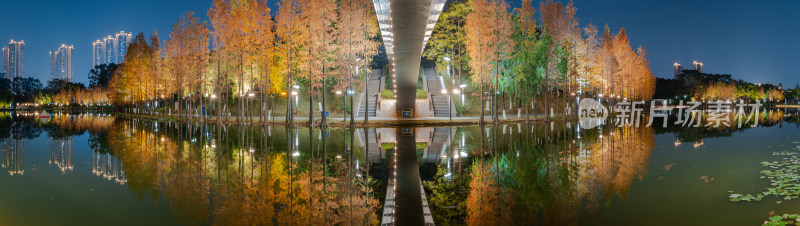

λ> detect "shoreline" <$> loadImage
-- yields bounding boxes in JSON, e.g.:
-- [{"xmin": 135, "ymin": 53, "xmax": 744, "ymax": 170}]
[{"xmin": 112, "ymin": 112, "xmax": 574, "ymax": 127}]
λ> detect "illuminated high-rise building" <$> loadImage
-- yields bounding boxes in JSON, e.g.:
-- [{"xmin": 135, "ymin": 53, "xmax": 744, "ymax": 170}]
[
  {"xmin": 693, "ymin": 61, "xmax": 703, "ymax": 73},
  {"xmin": 92, "ymin": 31, "xmax": 132, "ymax": 68},
  {"xmin": 49, "ymin": 44, "xmax": 74, "ymax": 82},
  {"xmin": 2, "ymin": 39, "xmax": 24, "ymax": 79},
  {"xmin": 115, "ymin": 31, "xmax": 132, "ymax": 63},
  {"xmin": 673, "ymin": 63, "xmax": 683, "ymax": 76},
  {"xmin": 2, "ymin": 47, "xmax": 6, "ymax": 77},
  {"xmin": 104, "ymin": 36, "xmax": 115, "ymax": 64}
]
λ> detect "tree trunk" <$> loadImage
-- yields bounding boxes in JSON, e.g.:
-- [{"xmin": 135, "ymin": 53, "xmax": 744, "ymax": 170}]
[
  {"xmin": 479, "ymin": 83, "xmax": 485, "ymax": 125},
  {"xmin": 321, "ymin": 74, "xmax": 327, "ymax": 127},
  {"xmin": 364, "ymin": 69, "xmax": 368, "ymax": 125},
  {"xmin": 309, "ymin": 50, "xmax": 314, "ymax": 127},
  {"xmin": 493, "ymin": 59, "xmax": 499, "ymax": 124},
  {"xmin": 216, "ymin": 53, "xmax": 222, "ymax": 125}
]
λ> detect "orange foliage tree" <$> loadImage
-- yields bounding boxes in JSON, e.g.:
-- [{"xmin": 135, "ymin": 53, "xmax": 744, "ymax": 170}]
[
  {"xmin": 466, "ymin": 0, "xmax": 515, "ymax": 124},
  {"xmin": 109, "ymin": 32, "xmax": 161, "ymax": 109},
  {"xmin": 276, "ymin": 0, "xmax": 310, "ymax": 123},
  {"xmin": 164, "ymin": 11, "xmax": 210, "ymax": 122},
  {"xmin": 304, "ymin": 0, "xmax": 338, "ymax": 125},
  {"xmin": 335, "ymin": 0, "xmax": 379, "ymax": 124}
]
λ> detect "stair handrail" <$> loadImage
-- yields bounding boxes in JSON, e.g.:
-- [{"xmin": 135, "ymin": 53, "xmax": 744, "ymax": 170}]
[
  {"xmin": 377, "ymin": 72, "xmax": 383, "ymax": 113},
  {"xmin": 422, "ymin": 70, "xmax": 434, "ymax": 114}
]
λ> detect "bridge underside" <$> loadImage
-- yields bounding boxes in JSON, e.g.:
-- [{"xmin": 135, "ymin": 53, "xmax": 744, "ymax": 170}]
[{"xmin": 373, "ymin": 0, "xmax": 444, "ymax": 117}]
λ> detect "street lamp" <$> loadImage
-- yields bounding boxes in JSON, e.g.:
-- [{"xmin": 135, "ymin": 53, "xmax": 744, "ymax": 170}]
[
  {"xmin": 459, "ymin": 84, "xmax": 467, "ymax": 105},
  {"xmin": 443, "ymin": 56, "xmax": 451, "ymax": 78},
  {"xmin": 291, "ymin": 90, "xmax": 299, "ymax": 116},
  {"xmin": 247, "ymin": 93, "xmax": 255, "ymax": 122}
]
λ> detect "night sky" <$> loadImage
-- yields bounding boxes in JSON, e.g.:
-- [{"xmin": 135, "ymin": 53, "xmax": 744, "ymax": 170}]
[{"xmin": 1, "ymin": 0, "xmax": 798, "ymax": 87}]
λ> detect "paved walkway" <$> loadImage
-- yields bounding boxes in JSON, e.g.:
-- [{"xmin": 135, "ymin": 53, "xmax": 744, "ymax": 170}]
[{"xmin": 126, "ymin": 113, "xmax": 571, "ymax": 127}]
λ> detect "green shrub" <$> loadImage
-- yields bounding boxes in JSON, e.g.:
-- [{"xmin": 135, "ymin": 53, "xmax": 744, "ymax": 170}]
[
  {"xmin": 385, "ymin": 76, "xmax": 393, "ymax": 90},
  {"xmin": 416, "ymin": 89, "xmax": 427, "ymax": 99},
  {"xmin": 416, "ymin": 142, "xmax": 428, "ymax": 150},
  {"xmin": 381, "ymin": 143, "xmax": 395, "ymax": 150},
  {"xmin": 381, "ymin": 89, "xmax": 394, "ymax": 99}
]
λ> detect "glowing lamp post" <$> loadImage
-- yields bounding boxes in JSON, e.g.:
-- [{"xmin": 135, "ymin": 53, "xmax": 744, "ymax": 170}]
[
  {"xmin": 210, "ymin": 94, "xmax": 217, "ymax": 119},
  {"xmin": 247, "ymin": 93, "xmax": 255, "ymax": 122}
]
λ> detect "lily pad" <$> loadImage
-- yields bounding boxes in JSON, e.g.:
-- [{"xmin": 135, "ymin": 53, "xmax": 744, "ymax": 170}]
[{"xmin": 730, "ymin": 152, "xmax": 800, "ymax": 204}]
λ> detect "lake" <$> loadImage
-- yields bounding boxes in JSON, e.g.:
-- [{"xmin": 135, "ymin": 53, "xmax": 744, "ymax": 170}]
[{"xmin": 1, "ymin": 110, "xmax": 799, "ymax": 225}]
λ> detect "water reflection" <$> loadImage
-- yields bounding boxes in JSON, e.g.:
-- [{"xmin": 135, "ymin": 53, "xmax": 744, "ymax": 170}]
[
  {"xmin": 2, "ymin": 138, "xmax": 24, "ymax": 175},
  {"xmin": 416, "ymin": 123, "xmax": 656, "ymax": 225},
  {"xmin": 98, "ymin": 120, "xmax": 380, "ymax": 225},
  {"xmin": 49, "ymin": 136, "xmax": 73, "ymax": 173},
  {"xmin": 0, "ymin": 109, "xmax": 796, "ymax": 225},
  {"xmin": 92, "ymin": 151, "xmax": 126, "ymax": 184}
]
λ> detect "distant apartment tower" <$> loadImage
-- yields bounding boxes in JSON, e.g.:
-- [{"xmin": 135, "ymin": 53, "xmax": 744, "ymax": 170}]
[
  {"xmin": 92, "ymin": 31, "xmax": 132, "ymax": 68},
  {"xmin": 673, "ymin": 63, "xmax": 684, "ymax": 76},
  {"xmin": 692, "ymin": 61, "xmax": 703, "ymax": 73},
  {"xmin": 49, "ymin": 44, "xmax": 74, "ymax": 82},
  {"xmin": 2, "ymin": 39, "xmax": 25, "ymax": 79}
]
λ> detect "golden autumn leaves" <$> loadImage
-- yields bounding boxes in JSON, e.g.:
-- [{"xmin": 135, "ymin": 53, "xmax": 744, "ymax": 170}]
[
  {"xmin": 425, "ymin": 0, "xmax": 656, "ymax": 122},
  {"xmin": 108, "ymin": 0, "xmax": 379, "ymax": 124}
]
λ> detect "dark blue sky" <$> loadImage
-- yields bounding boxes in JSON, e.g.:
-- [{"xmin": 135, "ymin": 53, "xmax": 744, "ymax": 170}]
[
  {"xmin": 0, "ymin": 0, "xmax": 213, "ymax": 84},
  {"xmin": 563, "ymin": 0, "xmax": 800, "ymax": 87},
  {"xmin": 2, "ymin": 0, "xmax": 799, "ymax": 87}
]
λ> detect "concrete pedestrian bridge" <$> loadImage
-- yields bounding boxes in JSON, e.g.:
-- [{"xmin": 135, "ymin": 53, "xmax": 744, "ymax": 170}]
[{"xmin": 373, "ymin": 0, "xmax": 446, "ymax": 118}]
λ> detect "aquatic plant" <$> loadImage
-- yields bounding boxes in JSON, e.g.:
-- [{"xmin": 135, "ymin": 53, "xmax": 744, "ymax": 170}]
[{"xmin": 729, "ymin": 150, "xmax": 800, "ymax": 203}]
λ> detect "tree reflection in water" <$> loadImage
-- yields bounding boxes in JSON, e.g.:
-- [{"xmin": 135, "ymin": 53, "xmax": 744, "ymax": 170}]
[
  {"xmin": 4, "ymin": 110, "xmax": 794, "ymax": 225},
  {"xmin": 423, "ymin": 123, "xmax": 656, "ymax": 225},
  {"xmin": 29, "ymin": 116, "xmax": 381, "ymax": 225}
]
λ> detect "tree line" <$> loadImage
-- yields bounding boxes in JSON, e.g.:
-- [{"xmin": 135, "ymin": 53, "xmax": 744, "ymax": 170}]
[
  {"xmin": 105, "ymin": 0, "xmax": 378, "ymax": 126},
  {"xmin": 654, "ymin": 71, "xmax": 788, "ymax": 103},
  {"xmin": 0, "ymin": 74, "xmax": 112, "ymax": 109},
  {"xmin": 425, "ymin": 0, "xmax": 656, "ymax": 124}
]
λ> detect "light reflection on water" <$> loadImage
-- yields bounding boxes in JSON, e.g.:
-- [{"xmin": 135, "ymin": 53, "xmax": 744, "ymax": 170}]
[{"xmin": 0, "ymin": 110, "xmax": 798, "ymax": 225}]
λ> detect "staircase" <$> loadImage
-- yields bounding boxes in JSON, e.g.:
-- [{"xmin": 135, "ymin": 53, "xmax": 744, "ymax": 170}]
[
  {"xmin": 424, "ymin": 68, "xmax": 452, "ymax": 117},
  {"xmin": 423, "ymin": 127, "xmax": 451, "ymax": 165},
  {"xmin": 356, "ymin": 128, "xmax": 382, "ymax": 165},
  {"xmin": 357, "ymin": 70, "xmax": 381, "ymax": 117},
  {"xmin": 357, "ymin": 95, "xmax": 377, "ymax": 117}
]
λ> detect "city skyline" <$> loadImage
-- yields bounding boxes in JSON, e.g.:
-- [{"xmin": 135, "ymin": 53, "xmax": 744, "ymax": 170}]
[
  {"xmin": 0, "ymin": 0, "xmax": 798, "ymax": 86},
  {"xmin": 92, "ymin": 31, "xmax": 132, "ymax": 68},
  {"xmin": 0, "ymin": 0, "xmax": 212, "ymax": 85}
]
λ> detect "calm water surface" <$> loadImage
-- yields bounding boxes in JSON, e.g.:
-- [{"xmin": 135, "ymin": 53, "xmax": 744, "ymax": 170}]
[{"xmin": 0, "ymin": 111, "xmax": 799, "ymax": 225}]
